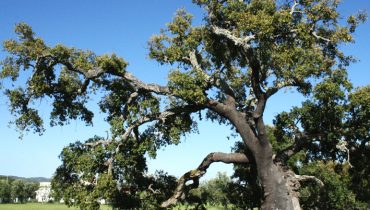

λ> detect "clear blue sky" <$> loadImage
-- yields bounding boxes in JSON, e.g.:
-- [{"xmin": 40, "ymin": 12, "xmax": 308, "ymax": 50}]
[{"xmin": 0, "ymin": 0, "xmax": 369, "ymax": 180}]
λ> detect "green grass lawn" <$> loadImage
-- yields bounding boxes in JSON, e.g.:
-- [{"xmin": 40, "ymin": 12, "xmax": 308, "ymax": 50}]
[{"xmin": 0, "ymin": 203, "xmax": 112, "ymax": 210}]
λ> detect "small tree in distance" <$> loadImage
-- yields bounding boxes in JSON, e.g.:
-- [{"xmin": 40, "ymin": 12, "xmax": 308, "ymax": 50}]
[{"xmin": 1, "ymin": 0, "xmax": 368, "ymax": 209}]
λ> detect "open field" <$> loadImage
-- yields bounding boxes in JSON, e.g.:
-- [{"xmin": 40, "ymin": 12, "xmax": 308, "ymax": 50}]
[{"xmin": 0, "ymin": 203, "xmax": 111, "ymax": 210}]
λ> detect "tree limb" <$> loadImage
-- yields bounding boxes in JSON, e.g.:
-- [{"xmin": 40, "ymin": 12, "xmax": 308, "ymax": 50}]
[
  {"xmin": 123, "ymin": 71, "xmax": 171, "ymax": 95},
  {"xmin": 312, "ymin": 32, "xmax": 331, "ymax": 43},
  {"xmin": 211, "ymin": 26, "xmax": 255, "ymax": 50},
  {"xmin": 59, "ymin": 58, "xmax": 172, "ymax": 96},
  {"xmin": 294, "ymin": 175, "xmax": 324, "ymax": 188},
  {"xmin": 161, "ymin": 152, "xmax": 249, "ymax": 208},
  {"xmin": 188, "ymin": 50, "xmax": 210, "ymax": 81},
  {"xmin": 290, "ymin": 0, "xmax": 299, "ymax": 15},
  {"xmin": 185, "ymin": 50, "xmax": 236, "ymax": 99},
  {"xmin": 85, "ymin": 139, "xmax": 112, "ymax": 147},
  {"xmin": 276, "ymin": 132, "xmax": 326, "ymax": 162}
]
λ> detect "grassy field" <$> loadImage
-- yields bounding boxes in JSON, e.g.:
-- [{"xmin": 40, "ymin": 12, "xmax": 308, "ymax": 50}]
[{"xmin": 0, "ymin": 203, "xmax": 112, "ymax": 210}]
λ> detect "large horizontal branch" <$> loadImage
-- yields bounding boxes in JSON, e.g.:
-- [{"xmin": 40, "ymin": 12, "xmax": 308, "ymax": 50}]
[
  {"xmin": 120, "ymin": 104, "xmax": 204, "ymax": 141},
  {"xmin": 161, "ymin": 152, "xmax": 249, "ymax": 208},
  {"xmin": 75, "ymin": 96, "xmax": 202, "ymax": 152},
  {"xmin": 123, "ymin": 71, "xmax": 171, "ymax": 95},
  {"xmin": 294, "ymin": 175, "xmax": 324, "ymax": 188},
  {"xmin": 58, "ymin": 58, "xmax": 173, "ymax": 96},
  {"xmin": 84, "ymin": 104, "xmax": 205, "ymax": 174},
  {"xmin": 85, "ymin": 139, "xmax": 112, "ymax": 147}
]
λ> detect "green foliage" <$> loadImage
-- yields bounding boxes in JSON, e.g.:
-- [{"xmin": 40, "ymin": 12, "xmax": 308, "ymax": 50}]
[
  {"xmin": 51, "ymin": 136, "xmax": 179, "ymax": 209},
  {"xmin": 139, "ymin": 171, "xmax": 178, "ymax": 209},
  {"xmin": 1, "ymin": 0, "xmax": 368, "ymax": 209},
  {"xmin": 0, "ymin": 181, "xmax": 12, "ymax": 203},
  {"xmin": 273, "ymin": 79, "xmax": 370, "ymax": 207},
  {"xmin": 24, "ymin": 182, "xmax": 39, "ymax": 201},
  {"xmin": 299, "ymin": 161, "xmax": 367, "ymax": 210},
  {"xmin": 0, "ymin": 203, "xmax": 112, "ymax": 210},
  {"xmin": 0, "ymin": 179, "xmax": 42, "ymax": 204},
  {"xmin": 51, "ymin": 136, "xmax": 145, "ymax": 209},
  {"xmin": 10, "ymin": 180, "xmax": 26, "ymax": 203},
  {"xmin": 1, "ymin": 24, "xmax": 129, "ymax": 136},
  {"xmin": 345, "ymin": 86, "xmax": 370, "ymax": 204},
  {"xmin": 149, "ymin": 9, "xmax": 202, "ymax": 65},
  {"xmin": 183, "ymin": 172, "xmax": 231, "ymax": 209},
  {"xmin": 168, "ymin": 70, "xmax": 208, "ymax": 103},
  {"xmin": 202, "ymin": 172, "xmax": 230, "ymax": 207}
]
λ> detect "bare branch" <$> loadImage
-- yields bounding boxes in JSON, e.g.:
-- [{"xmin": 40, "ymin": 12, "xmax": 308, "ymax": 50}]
[
  {"xmin": 211, "ymin": 26, "xmax": 255, "ymax": 50},
  {"xmin": 161, "ymin": 152, "xmax": 249, "ymax": 208},
  {"xmin": 290, "ymin": 0, "xmax": 299, "ymax": 15},
  {"xmin": 312, "ymin": 31, "xmax": 331, "ymax": 43},
  {"xmin": 123, "ymin": 72, "xmax": 171, "ymax": 95},
  {"xmin": 294, "ymin": 175, "xmax": 324, "ymax": 188},
  {"xmin": 85, "ymin": 139, "xmax": 112, "ymax": 147},
  {"xmin": 336, "ymin": 141, "xmax": 353, "ymax": 168},
  {"xmin": 85, "ymin": 104, "xmax": 205, "ymax": 176},
  {"xmin": 148, "ymin": 184, "xmax": 161, "ymax": 194},
  {"xmin": 122, "ymin": 104, "xmax": 204, "ymax": 141},
  {"xmin": 186, "ymin": 50, "xmax": 236, "ymax": 99},
  {"xmin": 188, "ymin": 50, "xmax": 210, "ymax": 81},
  {"xmin": 59, "ymin": 58, "xmax": 172, "ymax": 96}
]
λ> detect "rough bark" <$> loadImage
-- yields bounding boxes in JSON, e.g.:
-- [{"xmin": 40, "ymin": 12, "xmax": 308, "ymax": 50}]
[
  {"xmin": 209, "ymin": 24, "xmax": 307, "ymax": 209},
  {"xmin": 222, "ymin": 106, "xmax": 302, "ymax": 210},
  {"xmin": 254, "ymin": 145, "xmax": 301, "ymax": 210}
]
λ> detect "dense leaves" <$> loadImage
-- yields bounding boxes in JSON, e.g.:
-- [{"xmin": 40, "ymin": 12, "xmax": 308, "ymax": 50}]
[
  {"xmin": 1, "ymin": 0, "xmax": 368, "ymax": 209},
  {"xmin": 0, "ymin": 179, "xmax": 38, "ymax": 204}
]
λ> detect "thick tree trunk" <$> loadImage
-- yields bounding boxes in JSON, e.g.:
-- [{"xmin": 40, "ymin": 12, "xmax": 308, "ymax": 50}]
[
  {"xmin": 252, "ymin": 142, "xmax": 301, "ymax": 210},
  {"xmin": 208, "ymin": 101, "xmax": 302, "ymax": 209}
]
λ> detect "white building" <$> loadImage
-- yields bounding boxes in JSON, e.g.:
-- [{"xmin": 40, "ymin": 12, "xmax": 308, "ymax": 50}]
[
  {"xmin": 35, "ymin": 182, "xmax": 52, "ymax": 203},
  {"xmin": 35, "ymin": 181, "xmax": 107, "ymax": 204}
]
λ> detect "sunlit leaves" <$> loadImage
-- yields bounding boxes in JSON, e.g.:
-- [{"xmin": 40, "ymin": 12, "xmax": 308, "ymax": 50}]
[
  {"xmin": 168, "ymin": 70, "xmax": 208, "ymax": 103},
  {"xmin": 0, "ymin": 23, "xmax": 132, "ymax": 134},
  {"xmin": 148, "ymin": 9, "xmax": 203, "ymax": 65},
  {"xmin": 96, "ymin": 54, "xmax": 127, "ymax": 75},
  {"xmin": 299, "ymin": 161, "xmax": 366, "ymax": 210}
]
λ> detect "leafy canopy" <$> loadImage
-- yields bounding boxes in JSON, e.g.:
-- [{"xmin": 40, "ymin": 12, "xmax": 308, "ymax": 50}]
[{"xmin": 1, "ymin": 0, "xmax": 368, "ymax": 209}]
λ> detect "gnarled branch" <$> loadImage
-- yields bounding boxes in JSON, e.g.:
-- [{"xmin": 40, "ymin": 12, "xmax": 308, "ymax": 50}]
[
  {"xmin": 60, "ymin": 58, "xmax": 172, "ymax": 96},
  {"xmin": 123, "ymin": 71, "xmax": 171, "ymax": 95},
  {"xmin": 211, "ymin": 26, "xmax": 255, "ymax": 50},
  {"xmin": 294, "ymin": 174, "xmax": 324, "ymax": 188},
  {"xmin": 161, "ymin": 152, "xmax": 249, "ymax": 208}
]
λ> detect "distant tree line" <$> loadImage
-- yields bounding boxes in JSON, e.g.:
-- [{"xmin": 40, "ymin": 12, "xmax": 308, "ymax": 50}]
[{"xmin": 0, "ymin": 177, "xmax": 39, "ymax": 203}]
